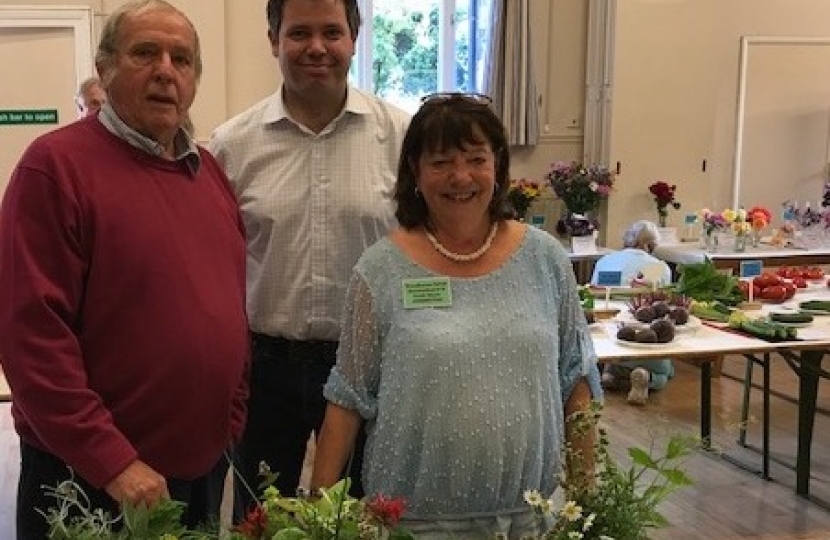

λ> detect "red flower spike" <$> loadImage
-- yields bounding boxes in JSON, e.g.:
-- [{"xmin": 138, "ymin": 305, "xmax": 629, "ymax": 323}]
[
  {"xmin": 366, "ymin": 494, "xmax": 407, "ymax": 526},
  {"xmin": 233, "ymin": 504, "xmax": 269, "ymax": 539}
]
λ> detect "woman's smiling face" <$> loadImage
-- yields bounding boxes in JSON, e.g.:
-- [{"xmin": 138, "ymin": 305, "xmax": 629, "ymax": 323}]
[{"xmin": 416, "ymin": 129, "xmax": 497, "ymax": 223}]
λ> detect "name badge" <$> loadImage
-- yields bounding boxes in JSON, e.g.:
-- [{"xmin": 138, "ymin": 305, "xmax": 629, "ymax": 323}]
[{"xmin": 402, "ymin": 277, "xmax": 452, "ymax": 309}]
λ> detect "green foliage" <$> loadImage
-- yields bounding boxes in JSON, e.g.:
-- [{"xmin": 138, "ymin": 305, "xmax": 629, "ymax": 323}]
[
  {"xmin": 672, "ymin": 260, "xmax": 744, "ymax": 305},
  {"xmin": 44, "ymin": 478, "xmax": 413, "ymax": 540},
  {"xmin": 526, "ymin": 402, "xmax": 696, "ymax": 540},
  {"xmin": 371, "ymin": 4, "xmax": 470, "ymax": 100},
  {"xmin": 41, "ymin": 478, "xmax": 202, "ymax": 540}
]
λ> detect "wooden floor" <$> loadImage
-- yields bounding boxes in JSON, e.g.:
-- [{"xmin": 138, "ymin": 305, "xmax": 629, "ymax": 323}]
[{"xmin": 1, "ymin": 355, "xmax": 830, "ymax": 539}]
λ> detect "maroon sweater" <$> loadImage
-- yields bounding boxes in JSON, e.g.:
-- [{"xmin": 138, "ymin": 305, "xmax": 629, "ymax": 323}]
[{"xmin": 0, "ymin": 117, "xmax": 250, "ymax": 488}]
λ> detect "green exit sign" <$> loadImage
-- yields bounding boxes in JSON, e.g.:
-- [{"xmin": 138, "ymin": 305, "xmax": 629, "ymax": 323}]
[{"xmin": 0, "ymin": 109, "xmax": 59, "ymax": 125}]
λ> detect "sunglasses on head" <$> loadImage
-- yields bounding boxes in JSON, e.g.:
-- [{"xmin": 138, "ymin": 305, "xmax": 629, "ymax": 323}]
[{"xmin": 420, "ymin": 92, "xmax": 493, "ymax": 106}]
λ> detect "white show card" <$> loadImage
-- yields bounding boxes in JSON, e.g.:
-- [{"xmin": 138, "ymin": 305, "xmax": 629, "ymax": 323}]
[
  {"xmin": 571, "ymin": 235, "xmax": 598, "ymax": 255},
  {"xmin": 657, "ymin": 227, "xmax": 680, "ymax": 245}
]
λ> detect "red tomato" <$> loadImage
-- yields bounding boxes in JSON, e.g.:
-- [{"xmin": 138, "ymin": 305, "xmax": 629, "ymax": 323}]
[
  {"xmin": 776, "ymin": 267, "xmax": 795, "ymax": 279},
  {"xmin": 754, "ymin": 273, "xmax": 781, "ymax": 289},
  {"xmin": 806, "ymin": 267, "xmax": 825, "ymax": 280},
  {"xmin": 782, "ymin": 282, "xmax": 797, "ymax": 299},
  {"xmin": 791, "ymin": 276, "xmax": 808, "ymax": 289},
  {"xmin": 762, "ymin": 285, "xmax": 788, "ymax": 302}
]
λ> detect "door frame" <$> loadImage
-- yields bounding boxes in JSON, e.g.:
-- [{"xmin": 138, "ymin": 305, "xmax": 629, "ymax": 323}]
[
  {"xmin": 0, "ymin": 6, "xmax": 95, "ymax": 89},
  {"xmin": 732, "ymin": 35, "xmax": 830, "ymax": 209}
]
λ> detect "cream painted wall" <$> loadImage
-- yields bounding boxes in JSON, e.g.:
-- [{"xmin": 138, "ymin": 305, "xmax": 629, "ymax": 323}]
[
  {"xmin": 605, "ymin": 0, "xmax": 830, "ymax": 247},
  {"xmin": 9, "ymin": 1, "xmax": 830, "ymax": 247},
  {"xmin": 1, "ymin": 1, "xmax": 585, "ymax": 197}
]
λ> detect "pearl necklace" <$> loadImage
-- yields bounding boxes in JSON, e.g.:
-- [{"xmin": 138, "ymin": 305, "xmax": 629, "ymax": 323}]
[{"xmin": 425, "ymin": 222, "xmax": 499, "ymax": 262}]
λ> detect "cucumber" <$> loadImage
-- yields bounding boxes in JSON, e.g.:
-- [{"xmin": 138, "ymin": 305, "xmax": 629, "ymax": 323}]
[
  {"xmin": 770, "ymin": 312, "xmax": 814, "ymax": 324},
  {"xmin": 799, "ymin": 300, "xmax": 830, "ymax": 312},
  {"xmin": 738, "ymin": 319, "xmax": 797, "ymax": 340}
]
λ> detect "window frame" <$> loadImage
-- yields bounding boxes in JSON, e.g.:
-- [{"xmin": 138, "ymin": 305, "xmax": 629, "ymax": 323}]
[{"xmin": 352, "ymin": 0, "xmax": 485, "ymax": 105}]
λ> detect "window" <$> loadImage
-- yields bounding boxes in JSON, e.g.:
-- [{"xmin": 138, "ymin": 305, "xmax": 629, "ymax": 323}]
[{"xmin": 352, "ymin": 0, "xmax": 493, "ymax": 113}]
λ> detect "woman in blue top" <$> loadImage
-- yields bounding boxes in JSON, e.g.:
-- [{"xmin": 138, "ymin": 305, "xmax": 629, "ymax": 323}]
[
  {"xmin": 311, "ymin": 94, "xmax": 602, "ymax": 539},
  {"xmin": 591, "ymin": 220, "xmax": 674, "ymax": 404}
]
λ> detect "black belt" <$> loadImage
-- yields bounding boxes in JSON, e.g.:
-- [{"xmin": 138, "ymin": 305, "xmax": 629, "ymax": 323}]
[{"xmin": 251, "ymin": 332, "xmax": 338, "ymax": 359}]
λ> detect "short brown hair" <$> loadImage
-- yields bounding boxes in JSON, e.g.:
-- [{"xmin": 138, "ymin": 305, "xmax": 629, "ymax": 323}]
[
  {"xmin": 267, "ymin": 0, "xmax": 362, "ymax": 40},
  {"xmin": 394, "ymin": 95, "xmax": 511, "ymax": 229}
]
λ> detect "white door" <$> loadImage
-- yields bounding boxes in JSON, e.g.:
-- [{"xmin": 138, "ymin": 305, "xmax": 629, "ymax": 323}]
[{"xmin": 0, "ymin": 7, "xmax": 93, "ymax": 196}]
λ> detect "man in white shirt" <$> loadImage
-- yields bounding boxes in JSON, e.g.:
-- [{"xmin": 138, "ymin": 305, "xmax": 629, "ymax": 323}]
[{"xmin": 209, "ymin": 0, "xmax": 409, "ymax": 515}]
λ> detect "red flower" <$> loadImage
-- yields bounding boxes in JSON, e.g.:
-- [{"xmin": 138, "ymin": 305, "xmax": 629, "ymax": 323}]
[
  {"xmin": 233, "ymin": 504, "xmax": 269, "ymax": 539},
  {"xmin": 648, "ymin": 181, "xmax": 680, "ymax": 209},
  {"xmin": 365, "ymin": 494, "xmax": 407, "ymax": 527}
]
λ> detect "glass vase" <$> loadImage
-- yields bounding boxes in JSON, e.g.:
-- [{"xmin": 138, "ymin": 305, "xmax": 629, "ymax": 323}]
[
  {"xmin": 733, "ymin": 233, "xmax": 747, "ymax": 253},
  {"xmin": 701, "ymin": 230, "xmax": 718, "ymax": 253},
  {"xmin": 750, "ymin": 230, "xmax": 762, "ymax": 248},
  {"xmin": 658, "ymin": 213, "xmax": 667, "ymax": 228}
]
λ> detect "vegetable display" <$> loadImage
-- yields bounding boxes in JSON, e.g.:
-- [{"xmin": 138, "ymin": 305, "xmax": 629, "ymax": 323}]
[{"xmin": 672, "ymin": 261, "xmax": 743, "ymax": 305}]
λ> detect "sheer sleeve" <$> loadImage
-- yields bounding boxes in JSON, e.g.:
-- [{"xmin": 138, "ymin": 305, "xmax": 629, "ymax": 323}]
[
  {"xmin": 553, "ymin": 248, "xmax": 603, "ymax": 404},
  {"xmin": 324, "ymin": 270, "xmax": 382, "ymax": 421}
]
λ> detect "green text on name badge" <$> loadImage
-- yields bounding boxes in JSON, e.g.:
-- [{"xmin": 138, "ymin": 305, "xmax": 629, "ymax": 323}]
[{"xmin": 402, "ymin": 277, "xmax": 452, "ymax": 309}]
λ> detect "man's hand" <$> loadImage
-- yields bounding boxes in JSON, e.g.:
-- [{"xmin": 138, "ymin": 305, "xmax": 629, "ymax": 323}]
[{"xmin": 104, "ymin": 460, "xmax": 169, "ymax": 508}]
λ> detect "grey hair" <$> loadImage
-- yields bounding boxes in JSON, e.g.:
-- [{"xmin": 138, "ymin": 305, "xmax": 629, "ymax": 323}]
[
  {"xmin": 95, "ymin": 0, "xmax": 202, "ymax": 79},
  {"xmin": 76, "ymin": 76, "xmax": 102, "ymax": 98},
  {"xmin": 622, "ymin": 220, "xmax": 660, "ymax": 250}
]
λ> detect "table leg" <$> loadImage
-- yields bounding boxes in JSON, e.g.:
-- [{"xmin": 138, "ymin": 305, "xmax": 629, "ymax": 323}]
[
  {"xmin": 796, "ymin": 349, "xmax": 823, "ymax": 497},
  {"xmin": 700, "ymin": 359, "xmax": 712, "ymax": 448},
  {"xmin": 762, "ymin": 352, "xmax": 770, "ymax": 480}
]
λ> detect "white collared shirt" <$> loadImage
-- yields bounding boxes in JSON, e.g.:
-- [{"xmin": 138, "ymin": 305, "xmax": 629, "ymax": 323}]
[{"xmin": 209, "ymin": 86, "xmax": 410, "ymax": 340}]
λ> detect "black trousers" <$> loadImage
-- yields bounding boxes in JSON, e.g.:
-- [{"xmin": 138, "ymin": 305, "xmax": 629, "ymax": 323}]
[
  {"xmin": 16, "ymin": 441, "xmax": 228, "ymax": 540},
  {"xmin": 232, "ymin": 333, "xmax": 365, "ymax": 520}
]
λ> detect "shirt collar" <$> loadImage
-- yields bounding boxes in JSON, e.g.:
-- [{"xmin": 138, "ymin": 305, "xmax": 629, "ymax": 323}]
[
  {"xmin": 98, "ymin": 102, "xmax": 201, "ymax": 175},
  {"xmin": 262, "ymin": 85, "xmax": 372, "ymax": 130}
]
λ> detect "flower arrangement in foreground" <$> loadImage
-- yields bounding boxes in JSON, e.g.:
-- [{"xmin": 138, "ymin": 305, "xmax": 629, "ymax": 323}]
[
  {"xmin": 648, "ymin": 181, "xmax": 681, "ymax": 227},
  {"xmin": 507, "ymin": 178, "xmax": 547, "ymax": 219},
  {"xmin": 547, "ymin": 161, "xmax": 615, "ymax": 215},
  {"xmin": 523, "ymin": 402, "xmax": 695, "ymax": 540},
  {"xmin": 43, "ymin": 404, "xmax": 694, "ymax": 540},
  {"xmin": 43, "ymin": 477, "xmax": 413, "ymax": 540}
]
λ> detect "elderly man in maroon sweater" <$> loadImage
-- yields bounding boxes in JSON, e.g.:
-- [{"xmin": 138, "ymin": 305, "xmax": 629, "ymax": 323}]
[{"xmin": 0, "ymin": 1, "xmax": 250, "ymax": 538}]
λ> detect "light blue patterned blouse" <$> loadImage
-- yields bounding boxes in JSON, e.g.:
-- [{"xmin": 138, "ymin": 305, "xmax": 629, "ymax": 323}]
[{"xmin": 325, "ymin": 226, "xmax": 602, "ymax": 521}]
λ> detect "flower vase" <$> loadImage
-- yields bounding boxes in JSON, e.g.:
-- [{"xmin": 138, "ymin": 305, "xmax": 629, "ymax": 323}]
[
  {"xmin": 733, "ymin": 233, "xmax": 747, "ymax": 253},
  {"xmin": 750, "ymin": 230, "xmax": 762, "ymax": 248},
  {"xmin": 658, "ymin": 212, "xmax": 667, "ymax": 228},
  {"xmin": 701, "ymin": 230, "xmax": 718, "ymax": 253}
]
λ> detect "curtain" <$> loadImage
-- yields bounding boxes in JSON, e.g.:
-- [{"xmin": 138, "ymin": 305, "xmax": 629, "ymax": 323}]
[{"xmin": 482, "ymin": 0, "xmax": 540, "ymax": 146}]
